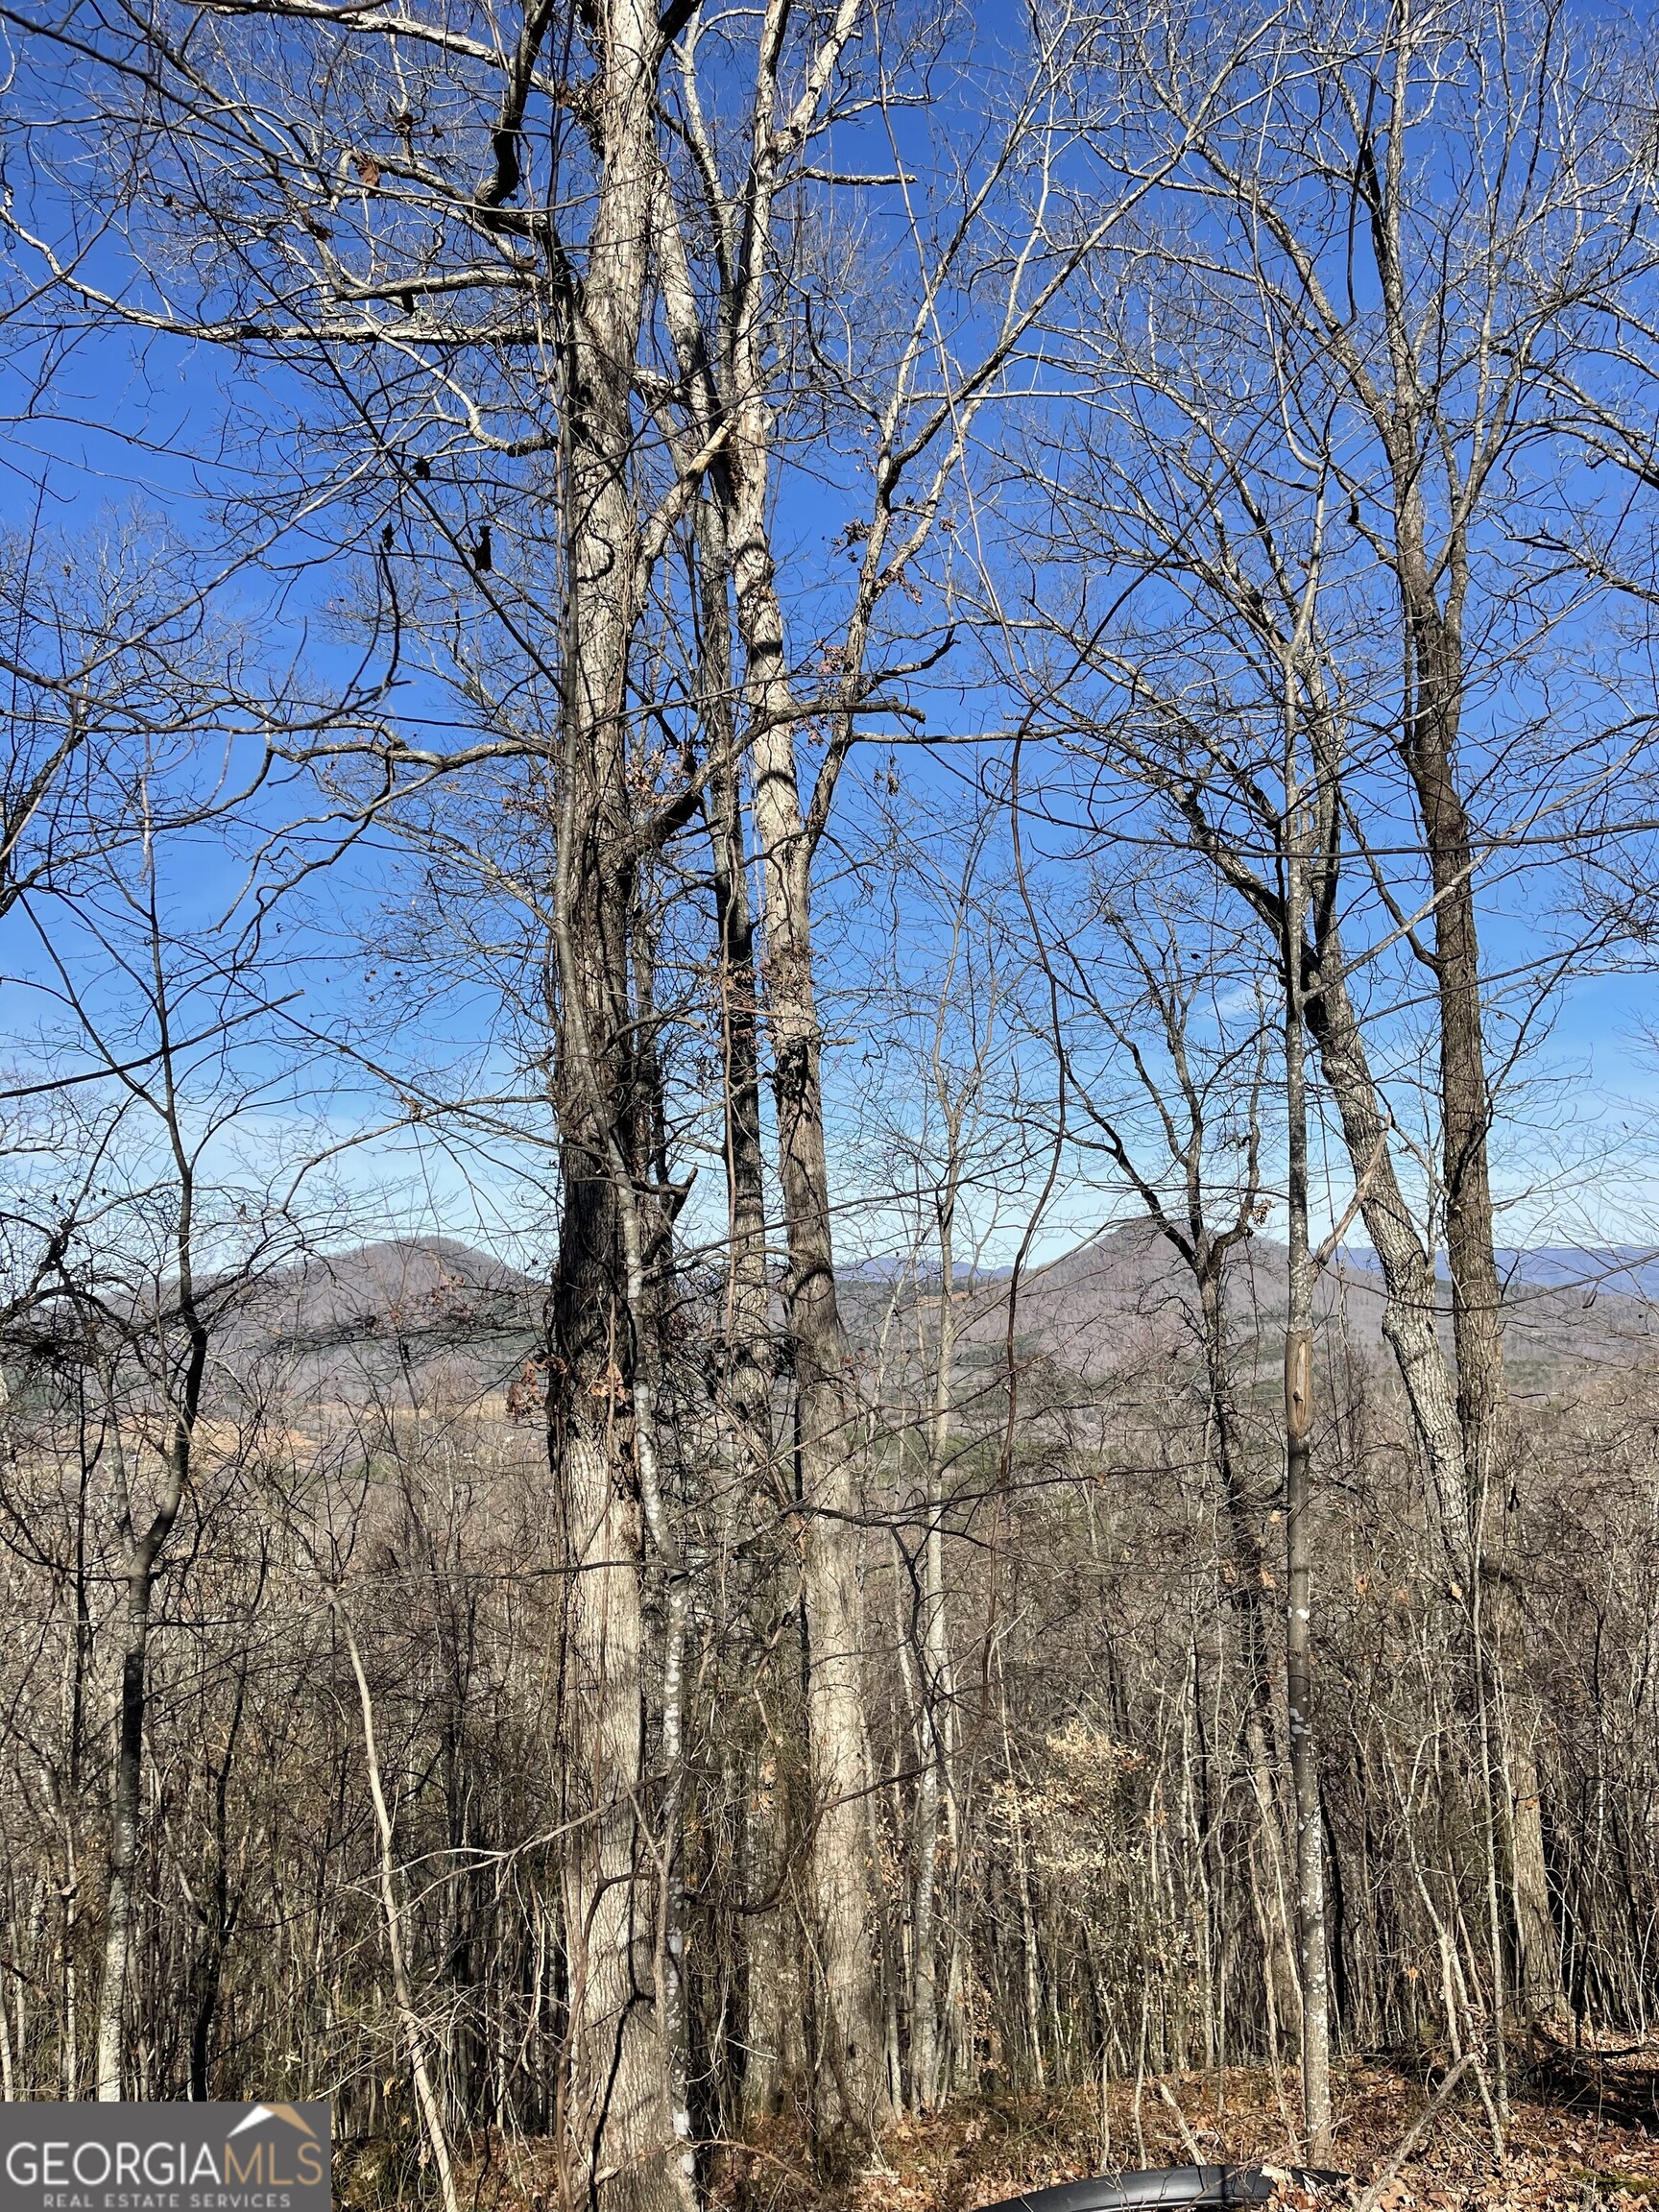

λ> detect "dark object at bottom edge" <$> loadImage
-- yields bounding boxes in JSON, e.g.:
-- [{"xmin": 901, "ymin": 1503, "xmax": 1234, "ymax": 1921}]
[{"xmin": 977, "ymin": 2165, "xmax": 1343, "ymax": 2211}]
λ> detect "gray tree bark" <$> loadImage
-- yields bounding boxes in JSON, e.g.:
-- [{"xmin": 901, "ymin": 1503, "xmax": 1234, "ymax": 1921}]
[
  {"xmin": 545, "ymin": 4, "xmax": 698, "ymax": 2203},
  {"xmin": 650, "ymin": 3, "xmax": 890, "ymax": 2139},
  {"xmin": 1283, "ymin": 760, "xmax": 1332, "ymax": 2161}
]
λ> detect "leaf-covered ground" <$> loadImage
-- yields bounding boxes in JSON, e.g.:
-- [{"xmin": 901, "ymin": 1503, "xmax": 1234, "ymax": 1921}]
[
  {"xmin": 711, "ymin": 2049, "xmax": 1659, "ymax": 2212},
  {"xmin": 428, "ymin": 2045, "xmax": 1659, "ymax": 2212}
]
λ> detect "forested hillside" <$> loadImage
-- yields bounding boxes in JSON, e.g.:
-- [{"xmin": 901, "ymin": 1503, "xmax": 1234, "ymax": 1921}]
[{"xmin": 3, "ymin": 0, "xmax": 1659, "ymax": 2205}]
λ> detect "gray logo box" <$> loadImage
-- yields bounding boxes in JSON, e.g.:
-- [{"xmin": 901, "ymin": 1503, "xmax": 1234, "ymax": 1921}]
[{"xmin": 0, "ymin": 2103, "xmax": 329, "ymax": 2212}]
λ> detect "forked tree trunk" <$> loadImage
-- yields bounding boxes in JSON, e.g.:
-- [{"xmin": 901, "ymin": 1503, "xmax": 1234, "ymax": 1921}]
[
  {"xmin": 648, "ymin": 4, "xmax": 888, "ymax": 2129},
  {"xmin": 648, "ymin": 0, "xmax": 900, "ymax": 2135},
  {"xmin": 654, "ymin": 107, "xmax": 881, "ymax": 2134},
  {"xmin": 1298, "ymin": 894, "xmax": 1552, "ymax": 2040},
  {"xmin": 545, "ymin": 3, "xmax": 695, "ymax": 2202}
]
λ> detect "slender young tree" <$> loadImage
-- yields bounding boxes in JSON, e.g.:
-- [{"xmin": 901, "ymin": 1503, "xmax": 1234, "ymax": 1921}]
[{"xmin": 1282, "ymin": 662, "xmax": 1333, "ymax": 2160}]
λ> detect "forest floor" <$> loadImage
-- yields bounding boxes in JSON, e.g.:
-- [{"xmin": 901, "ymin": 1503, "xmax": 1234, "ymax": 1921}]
[
  {"xmin": 709, "ymin": 2042, "xmax": 1659, "ymax": 2212},
  {"xmin": 431, "ymin": 2043, "xmax": 1659, "ymax": 2212}
]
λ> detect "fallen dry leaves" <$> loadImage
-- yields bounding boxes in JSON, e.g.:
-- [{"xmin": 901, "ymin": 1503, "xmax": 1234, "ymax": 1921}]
[
  {"xmin": 705, "ymin": 2048, "xmax": 1659, "ymax": 2212},
  {"xmin": 437, "ymin": 2044, "xmax": 1659, "ymax": 2212}
]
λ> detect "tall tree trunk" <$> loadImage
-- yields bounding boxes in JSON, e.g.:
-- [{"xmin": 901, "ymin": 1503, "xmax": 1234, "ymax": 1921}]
[
  {"xmin": 187, "ymin": 1648, "xmax": 250, "ymax": 2100},
  {"xmin": 95, "ymin": 1297, "xmax": 203, "ymax": 2099},
  {"xmin": 550, "ymin": 1054, "xmax": 690, "ymax": 2212},
  {"xmin": 695, "ymin": 500, "xmax": 773, "ymax": 1473},
  {"xmin": 1182, "ymin": 752, "xmax": 1518, "ymax": 2073},
  {"xmin": 1367, "ymin": 55, "xmax": 1560, "ymax": 2015},
  {"xmin": 1292, "ymin": 849, "xmax": 1551, "ymax": 2048},
  {"xmin": 97, "ymin": 1540, "xmax": 166, "ymax": 2101},
  {"xmin": 1283, "ymin": 786, "xmax": 1332, "ymax": 2160},
  {"xmin": 690, "ymin": 491, "xmax": 805, "ymax": 2126},
  {"xmin": 723, "ymin": 403, "xmax": 886, "ymax": 2158},
  {"xmin": 648, "ymin": 1, "xmax": 888, "ymax": 2140},
  {"xmin": 743, "ymin": 690, "xmax": 886, "ymax": 2142},
  {"xmin": 1400, "ymin": 583, "xmax": 1560, "ymax": 2026},
  {"xmin": 911, "ymin": 1186, "xmax": 958, "ymax": 2113},
  {"xmin": 545, "ymin": 4, "xmax": 695, "ymax": 2200},
  {"xmin": 1196, "ymin": 1271, "xmax": 1301, "ymax": 2055}
]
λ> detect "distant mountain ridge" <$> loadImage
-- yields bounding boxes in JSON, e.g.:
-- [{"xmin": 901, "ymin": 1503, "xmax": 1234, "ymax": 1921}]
[
  {"xmin": 221, "ymin": 1237, "xmax": 540, "ymax": 1405},
  {"xmin": 1337, "ymin": 1242, "xmax": 1659, "ymax": 1296},
  {"xmin": 942, "ymin": 1221, "xmax": 1658, "ymax": 1394},
  {"xmin": 221, "ymin": 1226, "xmax": 1659, "ymax": 1411}
]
